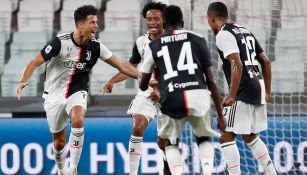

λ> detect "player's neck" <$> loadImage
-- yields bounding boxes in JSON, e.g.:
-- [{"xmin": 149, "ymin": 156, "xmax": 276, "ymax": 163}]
[
  {"xmin": 150, "ymin": 31, "xmax": 163, "ymax": 40},
  {"xmin": 73, "ymin": 31, "xmax": 90, "ymax": 46}
]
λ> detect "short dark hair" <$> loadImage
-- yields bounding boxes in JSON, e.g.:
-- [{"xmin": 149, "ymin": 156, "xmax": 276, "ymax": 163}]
[
  {"xmin": 207, "ymin": 2, "xmax": 229, "ymax": 18},
  {"xmin": 163, "ymin": 5, "xmax": 183, "ymax": 26},
  {"xmin": 141, "ymin": 1, "xmax": 167, "ymax": 18},
  {"xmin": 74, "ymin": 5, "xmax": 98, "ymax": 25}
]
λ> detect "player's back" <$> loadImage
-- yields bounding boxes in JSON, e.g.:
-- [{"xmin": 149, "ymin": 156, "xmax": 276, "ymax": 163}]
[
  {"xmin": 216, "ymin": 23, "xmax": 265, "ymax": 105},
  {"xmin": 149, "ymin": 29, "xmax": 212, "ymax": 118}
]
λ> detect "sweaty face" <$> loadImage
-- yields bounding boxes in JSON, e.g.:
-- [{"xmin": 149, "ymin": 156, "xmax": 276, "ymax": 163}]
[
  {"xmin": 146, "ymin": 9, "xmax": 163, "ymax": 37},
  {"xmin": 80, "ymin": 15, "xmax": 98, "ymax": 40}
]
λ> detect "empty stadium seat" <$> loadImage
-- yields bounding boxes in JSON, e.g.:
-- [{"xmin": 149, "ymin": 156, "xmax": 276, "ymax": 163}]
[
  {"xmin": 104, "ymin": 0, "xmax": 140, "ymax": 38},
  {"xmin": 61, "ymin": 0, "xmax": 100, "ymax": 32},
  {"xmin": 0, "ymin": 0, "xmax": 12, "ymax": 41},
  {"xmin": 1, "ymin": 32, "xmax": 48, "ymax": 96},
  {"xmin": 280, "ymin": 0, "xmax": 307, "ymax": 29},
  {"xmin": 18, "ymin": 0, "xmax": 54, "ymax": 32}
]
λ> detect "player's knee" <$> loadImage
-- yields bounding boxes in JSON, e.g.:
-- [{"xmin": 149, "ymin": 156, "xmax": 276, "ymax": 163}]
[
  {"xmin": 53, "ymin": 139, "xmax": 66, "ymax": 150},
  {"xmin": 165, "ymin": 138, "xmax": 179, "ymax": 147},
  {"xmin": 157, "ymin": 136, "xmax": 167, "ymax": 150},
  {"xmin": 70, "ymin": 114, "xmax": 84, "ymax": 128},
  {"xmin": 220, "ymin": 132, "xmax": 236, "ymax": 144},
  {"xmin": 195, "ymin": 136, "xmax": 211, "ymax": 145},
  {"xmin": 132, "ymin": 124, "xmax": 146, "ymax": 136},
  {"xmin": 242, "ymin": 133, "xmax": 257, "ymax": 143}
]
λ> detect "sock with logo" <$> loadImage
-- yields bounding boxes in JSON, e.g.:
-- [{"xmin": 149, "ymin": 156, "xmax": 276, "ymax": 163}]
[
  {"xmin": 165, "ymin": 145, "xmax": 184, "ymax": 175},
  {"xmin": 199, "ymin": 141, "xmax": 214, "ymax": 175},
  {"xmin": 128, "ymin": 135, "xmax": 143, "ymax": 175},
  {"xmin": 247, "ymin": 136, "xmax": 277, "ymax": 175},
  {"xmin": 221, "ymin": 141, "xmax": 241, "ymax": 175},
  {"xmin": 53, "ymin": 145, "xmax": 68, "ymax": 175},
  {"xmin": 69, "ymin": 127, "xmax": 84, "ymax": 171}
]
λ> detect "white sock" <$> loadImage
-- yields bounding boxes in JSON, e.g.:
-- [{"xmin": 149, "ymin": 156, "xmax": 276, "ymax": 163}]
[
  {"xmin": 165, "ymin": 146, "xmax": 183, "ymax": 175},
  {"xmin": 221, "ymin": 141, "xmax": 241, "ymax": 175},
  {"xmin": 69, "ymin": 127, "xmax": 84, "ymax": 171},
  {"xmin": 247, "ymin": 136, "xmax": 277, "ymax": 175},
  {"xmin": 128, "ymin": 135, "xmax": 143, "ymax": 175},
  {"xmin": 53, "ymin": 146, "xmax": 68, "ymax": 175},
  {"xmin": 199, "ymin": 141, "xmax": 214, "ymax": 175}
]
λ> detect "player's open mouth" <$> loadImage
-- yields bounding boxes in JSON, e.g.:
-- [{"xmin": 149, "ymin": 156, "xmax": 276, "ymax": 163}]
[
  {"xmin": 91, "ymin": 32, "xmax": 96, "ymax": 37},
  {"xmin": 149, "ymin": 27, "xmax": 158, "ymax": 32}
]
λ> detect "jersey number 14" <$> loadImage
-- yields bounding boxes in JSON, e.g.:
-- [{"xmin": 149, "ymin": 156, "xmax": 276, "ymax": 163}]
[{"xmin": 157, "ymin": 41, "xmax": 198, "ymax": 81}]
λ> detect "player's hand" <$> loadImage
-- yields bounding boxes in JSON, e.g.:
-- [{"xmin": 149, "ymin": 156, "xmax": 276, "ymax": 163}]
[
  {"xmin": 217, "ymin": 114, "xmax": 226, "ymax": 132},
  {"xmin": 101, "ymin": 81, "xmax": 113, "ymax": 95},
  {"xmin": 149, "ymin": 79, "xmax": 158, "ymax": 89},
  {"xmin": 16, "ymin": 81, "xmax": 28, "ymax": 100},
  {"xmin": 265, "ymin": 93, "xmax": 271, "ymax": 102},
  {"xmin": 148, "ymin": 89, "xmax": 160, "ymax": 103},
  {"xmin": 221, "ymin": 96, "xmax": 235, "ymax": 106}
]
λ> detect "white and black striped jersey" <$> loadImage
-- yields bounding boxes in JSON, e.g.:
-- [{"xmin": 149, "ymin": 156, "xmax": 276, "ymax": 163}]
[
  {"xmin": 216, "ymin": 23, "xmax": 265, "ymax": 105},
  {"xmin": 41, "ymin": 32, "xmax": 112, "ymax": 102},
  {"xmin": 129, "ymin": 33, "xmax": 154, "ymax": 97},
  {"xmin": 141, "ymin": 29, "xmax": 212, "ymax": 118}
]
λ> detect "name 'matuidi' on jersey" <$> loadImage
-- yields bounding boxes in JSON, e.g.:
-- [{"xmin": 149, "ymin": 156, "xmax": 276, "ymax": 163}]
[
  {"xmin": 216, "ymin": 23, "xmax": 266, "ymax": 105},
  {"xmin": 41, "ymin": 32, "xmax": 112, "ymax": 101},
  {"xmin": 141, "ymin": 29, "xmax": 212, "ymax": 118}
]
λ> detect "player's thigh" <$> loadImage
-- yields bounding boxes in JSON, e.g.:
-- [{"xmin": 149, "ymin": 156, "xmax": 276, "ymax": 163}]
[
  {"xmin": 65, "ymin": 91, "xmax": 88, "ymax": 116},
  {"xmin": 43, "ymin": 100, "xmax": 67, "ymax": 133},
  {"xmin": 251, "ymin": 104, "xmax": 268, "ymax": 133},
  {"xmin": 188, "ymin": 115, "xmax": 220, "ymax": 138},
  {"xmin": 223, "ymin": 101, "xmax": 253, "ymax": 134},
  {"xmin": 127, "ymin": 95, "xmax": 158, "ymax": 122},
  {"xmin": 157, "ymin": 113, "xmax": 186, "ymax": 145}
]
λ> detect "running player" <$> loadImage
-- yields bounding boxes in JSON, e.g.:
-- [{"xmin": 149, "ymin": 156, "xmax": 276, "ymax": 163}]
[{"xmin": 16, "ymin": 5, "xmax": 138, "ymax": 175}]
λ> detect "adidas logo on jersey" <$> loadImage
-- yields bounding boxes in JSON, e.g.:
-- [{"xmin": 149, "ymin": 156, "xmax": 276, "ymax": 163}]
[{"xmin": 64, "ymin": 60, "xmax": 87, "ymax": 70}]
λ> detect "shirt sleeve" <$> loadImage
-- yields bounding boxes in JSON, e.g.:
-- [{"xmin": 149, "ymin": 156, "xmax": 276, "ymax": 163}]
[
  {"xmin": 253, "ymin": 35, "xmax": 264, "ymax": 55},
  {"xmin": 216, "ymin": 30, "xmax": 239, "ymax": 59},
  {"xmin": 140, "ymin": 44, "xmax": 154, "ymax": 73},
  {"xmin": 199, "ymin": 37, "xmax": 212, "ymax": 68},
  {"xmin": 99, "ymin": 42, "xmax": 113, "ymax": 61},
  {"xmin": 129, "ymin": 43, "xmax": 142, "ymax": 64},
  {"xmin": 40, "ymin": 37, "xmax": 61, "ymax": 61}
]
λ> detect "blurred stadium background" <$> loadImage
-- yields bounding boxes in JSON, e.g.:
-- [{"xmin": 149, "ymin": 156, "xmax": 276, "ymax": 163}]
[{"xmin": 0, "ymin": 0, "xmax": 306, "ymax": 174}]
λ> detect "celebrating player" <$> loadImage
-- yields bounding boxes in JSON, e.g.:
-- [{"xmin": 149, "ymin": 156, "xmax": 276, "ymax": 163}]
[
  {"xmin": 207, "ymin": 2, "xmax": 277, "ymax": 175},
  {"xmin": 140, "ymin": 5, "xmax": 225, "ymax": 175},
  {"xmin": 16, "ymin": 5, "xmax": 138, "ymax": 175}
]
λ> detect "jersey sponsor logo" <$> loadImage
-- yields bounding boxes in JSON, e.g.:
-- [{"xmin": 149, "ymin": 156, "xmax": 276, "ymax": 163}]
[
  {"xmin": 45, "ymin": 45, "xmax": 52, "ymax": 54},
  {"xmin": 64, "ymin": 60, "xmax": 87, "ymax": 70},
  {"xmin": 167, "ymin": 81, "xmax": 199, "ymax": 92},
  {"xmin": 247, "ymin": 69, "xmax": 261, "ymax": 78}
]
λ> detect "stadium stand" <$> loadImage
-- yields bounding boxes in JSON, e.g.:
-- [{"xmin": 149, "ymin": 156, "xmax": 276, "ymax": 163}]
[
  {"xmin": 0, "ymin": 0, "xmax": 12, "ymax": 42},
  {"xmin": 1, "ymin": 32, "xmax": 48, "ymax": 96},
  {"xmin": 18, "ymin": 0, "xmax": 54, "ymax": 33},
  {"xmin": 0, "ymin": 33, "xmax": 5, "ymax": 74}
]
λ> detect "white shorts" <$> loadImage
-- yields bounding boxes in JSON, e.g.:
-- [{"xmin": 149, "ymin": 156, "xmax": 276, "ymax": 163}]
[
  {"xmin": 223, "ymin": 101, "xmax": 267, "ymax": 134},
  {"xmin": 157, "ymin": 113, "xmax": 221, "ymax": 145},
  {"xmin": 43, "ymin": 91, "xmax": 88, "ymax": 133},
  {"xmin": 127, "ymin": 95, "xmax": 159, "ymax": 122}
]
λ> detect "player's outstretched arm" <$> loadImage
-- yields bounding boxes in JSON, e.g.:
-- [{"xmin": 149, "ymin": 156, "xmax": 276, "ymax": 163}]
[
  {"xmin": 204, "ymin": 66, "xmax": 226, "ymax": 131},
  {"xmin": 105, "ymin": 55, "xmax": 139, "ymax": 79},
  {"xmin": 16, "ymin": 53, "xmax": 45, "ymax": 100},
  {"xmin": 257, "ymin": 52, "xmax": 271, "ymax": 102},
  {"xmin": 222, "ymin": 53, "xmax": 242, "ymax": 106},
  {"xmin": 102, "ymin": 63, "xmax": 138, "ymax": 94}
]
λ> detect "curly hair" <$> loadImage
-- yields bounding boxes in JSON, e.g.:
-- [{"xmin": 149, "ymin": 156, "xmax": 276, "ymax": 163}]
[
  {"xmin": 141, "ymin": 1, "xmax": 167, "ymax": 18},
  {"xmin": 74, "ymin": 5, "xmax": 98, "ymax": 25}
]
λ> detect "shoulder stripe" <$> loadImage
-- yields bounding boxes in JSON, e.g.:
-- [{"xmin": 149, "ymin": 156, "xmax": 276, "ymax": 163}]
[{"xmin": 175, "ymin": 30, "xmax": 204, "ymax": 38}]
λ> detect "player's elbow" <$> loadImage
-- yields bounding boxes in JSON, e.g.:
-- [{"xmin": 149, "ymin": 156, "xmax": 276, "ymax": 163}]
[{"xmin": 139, "ymin": 84, "xmax": 148, "ymax": 91}]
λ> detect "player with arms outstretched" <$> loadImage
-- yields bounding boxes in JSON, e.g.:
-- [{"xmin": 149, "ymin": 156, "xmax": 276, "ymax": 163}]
[
  {"xmin": 207, "ymin": 2, "xmax": 277, "ymax": 175},
  {"xmin": 16, "ymin": 5, "xmax": 138, "ymax": 175},
  {"xmin": 140, "ymin": 5, "xmax": 225, "ymax": 175},
  {"xmin": 102, "ymin": 2, "xmax": 172, "ymax": 175}
]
